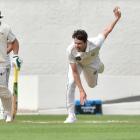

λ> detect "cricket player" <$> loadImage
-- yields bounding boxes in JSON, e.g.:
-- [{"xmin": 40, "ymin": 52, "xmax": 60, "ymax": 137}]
[
  {"xmin": 0, "ymin": 11, "xmax": 22, "ymax": 122},
  {"xmin": 64, "ymin": 7, "xmax": 121, "ymax": 123}
]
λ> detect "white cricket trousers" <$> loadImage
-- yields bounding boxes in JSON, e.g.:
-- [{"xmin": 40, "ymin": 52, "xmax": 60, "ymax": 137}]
[
  {"xmin": 0, "ymin": 67, "xmax": 12, "ymax": 115},
  {"xmin": 66, "ymin": 64, "xmax": 98, "ymax": 115}
]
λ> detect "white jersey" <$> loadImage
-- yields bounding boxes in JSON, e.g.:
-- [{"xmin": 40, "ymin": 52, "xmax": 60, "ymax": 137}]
[
  {"xmin": 67, "ymin": 33, "xmax": 105, "ymax": 70},
  {"xmin": 0, "ymin": 22, "xmax": 16, "ymax": 67}
]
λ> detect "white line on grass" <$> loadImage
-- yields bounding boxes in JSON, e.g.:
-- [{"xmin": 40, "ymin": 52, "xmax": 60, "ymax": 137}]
[
  {"xmin": 20, "ymin": 120, "xmax": 62, "ymax": 124},
  {"xmin": 84, "ymin": 120, "xmax": 129, "ymax": 124},
  {"xmin": 19, "ymin": 120, "xmax": 131, "ymax": 124}
]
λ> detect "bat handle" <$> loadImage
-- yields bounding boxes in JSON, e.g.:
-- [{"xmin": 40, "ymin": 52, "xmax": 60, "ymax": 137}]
[{"xmin": 14, "ymin": 66, "xmax": 19, "ymax": 82}]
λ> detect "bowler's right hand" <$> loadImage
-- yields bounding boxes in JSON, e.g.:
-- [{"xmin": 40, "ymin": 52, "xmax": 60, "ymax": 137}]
[{"xmin": 80, "ymin": 90, "xmax": 87, "ymax": 105}]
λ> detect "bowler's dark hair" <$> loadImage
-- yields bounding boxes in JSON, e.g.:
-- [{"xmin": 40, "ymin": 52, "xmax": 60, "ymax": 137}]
[{"xmin": 72, "ymin": 29, "xmax": 88, "ymax": 43}]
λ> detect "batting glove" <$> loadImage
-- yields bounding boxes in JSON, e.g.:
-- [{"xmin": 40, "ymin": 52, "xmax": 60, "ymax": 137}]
[{"xmin": 12, "ymin": 54, "xmax": 23, "ymax": 70}]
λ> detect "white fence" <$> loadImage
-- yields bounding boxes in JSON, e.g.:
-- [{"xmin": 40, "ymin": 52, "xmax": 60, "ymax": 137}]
[{"xmin": 1, "ymin": 74, "xmax": 140, "ymax": 114}]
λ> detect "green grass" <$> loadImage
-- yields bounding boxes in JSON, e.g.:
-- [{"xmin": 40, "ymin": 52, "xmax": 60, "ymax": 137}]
[{"xmin": 1, "ymin": 115, "xmax": 140, "ymax": 140}]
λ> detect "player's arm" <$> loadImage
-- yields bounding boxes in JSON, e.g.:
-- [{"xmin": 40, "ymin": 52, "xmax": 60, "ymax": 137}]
[
  {"xmin": 7, "ymin": 43, "xmax": 13, "ymax": 54},
  {"xmin": 12, "ymin": 39, "xmax": 22, "ymax": 70},
  {"xmin": 102, "ymin": 6, "xmax": 121, "ymax": 39},
  {"xmin": 10, "ymin": 38, "xmax": 19, "ymax": 54},
  {"xmin": 8, "ymin": 38, "xmax": 22, "ymax": 70},
  {"xmin": 7, "ymin": 27, "xmax": 22, "ymax": 69},
  {"xmin": 7, "ymin": 39, "xmax": 19, "ymax": 54},
  {"xmin": 70, "ymin": 63, "xmax": 87, "ymax": 105}
]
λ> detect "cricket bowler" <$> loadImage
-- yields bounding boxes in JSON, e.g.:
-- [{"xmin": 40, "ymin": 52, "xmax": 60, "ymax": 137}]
[{"xmin": 64, "ymin": 7, "xmax": 121, "ymax": 123}]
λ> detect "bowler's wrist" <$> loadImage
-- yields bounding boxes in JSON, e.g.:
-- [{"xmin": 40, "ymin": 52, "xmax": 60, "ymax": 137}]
[{"xmin": 79, "ymin": 88, "xmax": 85, "ymax": 93}]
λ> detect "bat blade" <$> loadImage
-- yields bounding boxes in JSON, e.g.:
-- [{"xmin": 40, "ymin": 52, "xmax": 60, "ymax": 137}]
[
  {"xmin": 12, "ymin": 67, "xmax": 19, "ymax": 120},
  {"xmin": 12, "ymin": 83, "xmax": 18, "ymax": 119}
]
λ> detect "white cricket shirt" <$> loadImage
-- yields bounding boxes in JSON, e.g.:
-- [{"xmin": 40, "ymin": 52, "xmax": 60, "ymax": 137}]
[
  {"xmin": 67, "ymin": 33, "xmax": 105, "ymax": 70},
  {"xmin": 0, "ymin": 22, "xmax": 16, "ymax": 67}
]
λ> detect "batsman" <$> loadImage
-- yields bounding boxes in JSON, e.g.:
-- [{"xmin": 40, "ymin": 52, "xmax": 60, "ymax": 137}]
[
  {"xmin": 0, "ymin": 11, "xmax": 22, "ymax": 122},
  {"xmin": 65, "ymin": 7, "xmax": 121, "ymax": 123}
]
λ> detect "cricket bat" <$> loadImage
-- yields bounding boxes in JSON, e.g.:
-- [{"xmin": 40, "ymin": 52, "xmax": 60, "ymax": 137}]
[{"xmin": 12, "ymin": 66, "xmax": 19, "ymax": 119}]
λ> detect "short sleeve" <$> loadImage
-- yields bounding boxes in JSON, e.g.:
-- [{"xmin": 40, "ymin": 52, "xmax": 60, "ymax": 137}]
[
  {"xmin": 66, "ymin": 46, "xmax": 76, "ymax": 64},
  {"xmin": 7, "ymin": 29, "xmax": 16, "ymax": 42},
  {"xmin": 89, "ymin": 34, "xmax": 105, "ymax": 48}
]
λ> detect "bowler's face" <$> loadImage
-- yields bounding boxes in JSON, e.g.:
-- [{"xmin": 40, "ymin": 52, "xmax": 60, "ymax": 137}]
[{"xmin": 74, "ymin": 38, "xmax": 87, "ymax": 52}]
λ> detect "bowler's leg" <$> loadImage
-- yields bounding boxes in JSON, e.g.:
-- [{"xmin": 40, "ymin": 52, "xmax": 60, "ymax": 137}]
[{"xmin": 83, "ymin": 66, "xmax": 98, "ymax": 88}]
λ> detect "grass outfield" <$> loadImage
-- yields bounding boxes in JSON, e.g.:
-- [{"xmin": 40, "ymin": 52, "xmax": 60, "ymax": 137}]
[{"xmin": 0, "ymin": 115, "xmax": 140, "ymax": 140}]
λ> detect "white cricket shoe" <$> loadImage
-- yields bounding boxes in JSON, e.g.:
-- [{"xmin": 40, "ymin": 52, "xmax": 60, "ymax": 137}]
[
  {"xmin": 5, "ymin": 114, "xmax": 12, "ymax": 123},
  {"xmin": 64, "ymin": 114, "xmax": 77, "ymax": 123}
]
